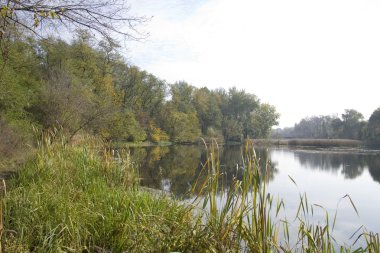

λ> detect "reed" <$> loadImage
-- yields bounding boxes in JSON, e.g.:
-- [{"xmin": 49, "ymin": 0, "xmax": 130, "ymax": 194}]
[{"xmin": 191, "ymin": 139, "xmax": 379, "ymax": 252}]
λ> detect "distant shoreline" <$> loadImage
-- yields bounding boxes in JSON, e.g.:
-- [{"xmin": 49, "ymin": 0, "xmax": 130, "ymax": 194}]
[
  {"xmin": 112, "ymin": 138, "xmax": 366, "ymax": 148},
  {"xmin": 251, "ymin": 138, "xmax": 363, "ymax": 148},
  {"xmin": 106, "ymin": 138, "xmax": 380, "ymax": 152}
]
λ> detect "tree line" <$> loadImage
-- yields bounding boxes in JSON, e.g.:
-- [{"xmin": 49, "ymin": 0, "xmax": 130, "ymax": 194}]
[
  {"xmin": 273, "ymin": 108, "xmax": 380, "ymax": 146},
  {"xmin": 0, "ymin": 28, "xmax": 280, "ymax": 161}
]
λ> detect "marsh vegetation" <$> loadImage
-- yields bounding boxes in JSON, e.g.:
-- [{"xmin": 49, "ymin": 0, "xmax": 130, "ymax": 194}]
[{"xmin": 1, "ymin": 134, "xmax": 379, "ymax": 252}]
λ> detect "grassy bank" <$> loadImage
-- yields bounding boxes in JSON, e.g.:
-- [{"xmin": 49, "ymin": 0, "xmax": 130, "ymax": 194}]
[
  {"xmin": 1, "ymin": 135, "xmax": 379, "ymax": 252},
  {"xmin": 253, "ymin": 138, "xmax": 363, "ymax": 148},
  {"xmin": 0, "ymin": 135, "xmax": 199, "ymax": 252}
]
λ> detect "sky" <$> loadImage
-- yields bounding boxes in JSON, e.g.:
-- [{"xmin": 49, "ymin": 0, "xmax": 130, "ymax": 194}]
[{"xmin": 126, "ymin": 0, "xmax": 380, "ymax": 128}]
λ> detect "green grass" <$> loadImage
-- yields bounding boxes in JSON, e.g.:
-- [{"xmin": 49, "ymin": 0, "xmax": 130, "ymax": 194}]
[
  {"xmin": 1, "ymin": 133, "xmax": 378, "ymax": 252},
  {"xmin": 1, "ymin": 133, "xmax": 199, "ymax": 252}
]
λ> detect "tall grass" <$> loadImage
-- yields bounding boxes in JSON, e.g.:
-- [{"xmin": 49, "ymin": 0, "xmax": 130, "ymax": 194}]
[
  {"xmin": 192, "ymin": 139, "xmax": 379, "ymax": 252},
  {"xmin": 0, "ymin": 132, "xmax": 200, "ymax": 252}
]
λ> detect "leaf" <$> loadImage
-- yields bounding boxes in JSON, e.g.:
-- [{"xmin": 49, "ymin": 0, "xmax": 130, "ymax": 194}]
[
  {"xmin": 342, "ymin": 194, "xmax": 359, "ymax": 217},
  {"xmin": 288, "ymin": 175, "xmax": 297, "ymax": 186}
]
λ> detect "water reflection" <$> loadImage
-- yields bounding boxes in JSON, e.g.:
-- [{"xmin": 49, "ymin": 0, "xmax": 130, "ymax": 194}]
[
  {"xmin": 130, "ymin": 146, "xmax": 200, "ymax": 196},
  {"xmin": 130, "ymin": 145, "xmax": 277, "ymax": 197},
  {"xmin": 130, "ymin": 145, "xmax": 380, "ymax": 196},
  {"xmin": 367, "ymin": 155, "xmax": 380, "ymax": 183},
  {"xmin": 292, "ymin": 150, "xmax": 380, "ymax": 182},
  {"xmin": 128, "ymin": 145, "xmax": 380, "ymax": 239}
]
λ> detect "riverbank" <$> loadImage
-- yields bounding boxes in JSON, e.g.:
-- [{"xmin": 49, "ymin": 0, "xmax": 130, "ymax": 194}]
[
  {"xmin": 1, "ymin": 136, "xmax": 200, "ymax": 252},
  {"xmin": 112, "ymin": 138, "xmax": 365, "ymax": 149},
  {"xmin": 1, "ymin": 136, "xmax": 379, "ymax": 252}
]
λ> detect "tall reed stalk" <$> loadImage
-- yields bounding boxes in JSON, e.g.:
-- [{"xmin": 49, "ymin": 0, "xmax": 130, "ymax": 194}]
[{"xmin": 192, "ymin": 139, "xmax": 379, "ymax": 253}]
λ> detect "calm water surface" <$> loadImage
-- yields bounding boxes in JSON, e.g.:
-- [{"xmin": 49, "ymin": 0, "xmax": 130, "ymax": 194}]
[{"xmin": 130, "ymin": 145, "xmax": 380, "ymax": 242}]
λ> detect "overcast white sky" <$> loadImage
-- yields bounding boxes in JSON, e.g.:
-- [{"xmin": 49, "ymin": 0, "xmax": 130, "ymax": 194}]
[{"xmin": 126, "ymin": 0, "xmax": 380, "ymax": 128}]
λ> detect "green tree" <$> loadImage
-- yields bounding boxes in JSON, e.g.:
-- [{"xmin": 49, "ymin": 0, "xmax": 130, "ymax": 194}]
[
  {"xmin": 170, "ymin": 81, "xmax": 196, "ymax": 113},
  {"xmin": 221, "ymin": 87, "xmax": 259, "ymax": 140},
  {"xmin": 193, "ymin": 87, "xmax": 222, "ymax": 134},
  {"xmin": 341, "ymin": 109, "xmax": 365, "ymax": 139},
  {"xmin": 160, "ymin": 82, "xmax": 201, "ymax": 143},
  {"xmin": 330, "ymin": 117, "xmax": 343, "ymax": 138},
  {"xmin": 367, "ymin": 107, "xmax": 380, "ymax": 146},
  {"xmin": 249, "ymin": 103, "xmax": 280, "ymax": 138},
  {"xmin": 162, "ymin": 109, "xmax": 201, "ymax": 143},
  {"xmin": 122, "ymin": 66, "xmax": 166, "ymax": 126},
  {"xmin": 0, "ymin": 36, "xmax": 41, "ymax": 121},
  {"xmin": 30, "ymin": 32, "xmax": 139, "ymax": 141},
  {"xmin": 222, "ymin": 118, "xmax": 243, "ymax": 142}
]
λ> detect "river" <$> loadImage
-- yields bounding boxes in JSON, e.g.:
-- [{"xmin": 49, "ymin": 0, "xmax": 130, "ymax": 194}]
[{"xmin": 129, "ymin": 144, "xmax": 380, "ymax": 244}]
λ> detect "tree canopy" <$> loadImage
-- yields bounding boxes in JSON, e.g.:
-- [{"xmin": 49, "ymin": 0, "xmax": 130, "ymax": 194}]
[
  {"xmin": 0, "ymin": 27, "xmax": 280, "ymax": 163},
  {"xmin": 274, "ymin": 108, "xmax": 380, "ymax": 144},
  {"xmin": 367, "ymin": 107, "xmax": 380, "ymax": 146}
]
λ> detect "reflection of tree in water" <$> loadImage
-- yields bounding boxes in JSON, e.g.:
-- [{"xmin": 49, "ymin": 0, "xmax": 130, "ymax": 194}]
[
  {"xmin": 131, "ymin": 146, "xmax": 201, "ymax": 197},
  {"xmin": 218, "ymin": 146, "xmax": 278, "ymax": 182},
  {"xmin": 159, "ymin": 146, "xmax": 202, "ymax": 196},
  {"xmin": 293, "ymin": 151, "xmax": 368, "ymax": 179},
  {"xmin": 133, "ymin": 147, "xmax": 171, "ymax": 190},
  {"xmin": 367, "ymin": 156, "xmax": 380, "ymax": 183},
  {"xmin": 130, "ymin": 145, "xmax": 278, "ymax": 197},
  {"xmin": 255, "ymin": 148, "xmax": 279, "ymax": 181},
  {"xmin": 129, "ymin": 146, "xmax": 380, "ymax": 193}
]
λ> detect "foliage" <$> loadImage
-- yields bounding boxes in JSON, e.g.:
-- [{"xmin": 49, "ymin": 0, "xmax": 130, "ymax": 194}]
[
  {"xmin": 163, "ymin": 109, "xmax": 201, "ymax": 143},
  {"xmin": 367, "ymin": 107, "xmax": 380, "ymax": 146},
  {"xmin": 341, "ymin": 109, "xmax": 365, "ymax": 139},
  {"xmin": 249, "ymin": 103, "xmax": 279, "ymax": 138},
  {"xmin": 193, "ymin": 87, "xmax": 222, "ymax": 134},
  {"xmin": 122, "ymin": 66, "xmax": 167, "ymax": 125},
  {"xmin": 148, "ymin": 123, "xmax": 170, "ymax": 143},
  {"xmin": 0, "ymin": 25, "xmax": 280, "ymax": 158},
  {"xmin": 276, "ymin": 109, "xmax": 368, "ymax": 141}
]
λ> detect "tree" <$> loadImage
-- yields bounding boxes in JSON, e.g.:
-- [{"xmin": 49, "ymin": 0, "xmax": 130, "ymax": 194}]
[
  {"xmin": 249, "ymin": 103, "xmax": 279, "ymax": 138},
  {"xmin": 330, "ymin": 117, "xmax": 343, "ymax": 138},
  {"xmin": 30, "ymin": 33, "xmax": 135, "ymax": 141},
  {"xmin": 367, "ymin": 107, "xmax": 380, "ymax": 146},
  {"xmin": 221, "ymin": 87, "xmax": 259, "ymax": 140},
  {"xmin": 222, "ymin": 118, "xmax": 243, "ymax": 142},
  {"xmin": 222, "ymin": 87, "xmax": 259, "ymax": 121},
  {"xmin": 193, "ymin": 87, "xmax": 222, "ymax": 134},
  {"xmin": 341, "ymin": 109, "xmax": 365, "ymax": 139},
  {"xmin": 162, "ymin": 109, "xmax": 201, "ymax": 143},
  {"xmin": 170, "ymin": 82, "xmax": 196, "ymax": 113},
  {"xmin": 122, "ymin": 66, "xmax": 166, "ymax": 125},
  {"xmin": 0, "ymin": 36, "xmax": 40, "ymax": 119},
  {"xmin": 0, "ymin": 0, "xmax": 147, "ymax": 41},
  {"xmin": 161, "ymin": 82, "xmax": 201, "ymax": 143}
]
